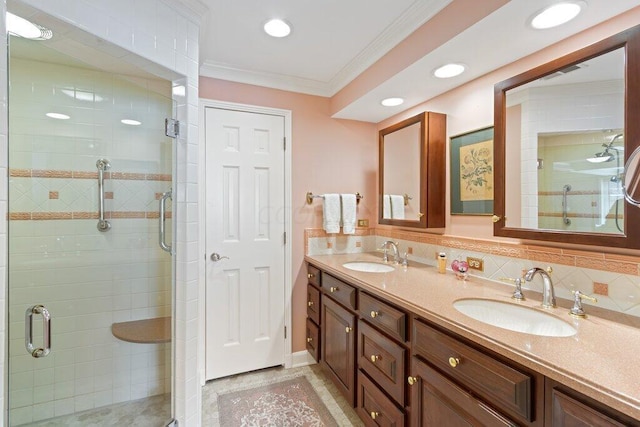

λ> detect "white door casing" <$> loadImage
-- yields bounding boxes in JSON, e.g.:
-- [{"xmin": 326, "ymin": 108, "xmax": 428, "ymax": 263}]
[{"xmin": 204, "ymin": 105, "xmax": 289, "ymax": 380}]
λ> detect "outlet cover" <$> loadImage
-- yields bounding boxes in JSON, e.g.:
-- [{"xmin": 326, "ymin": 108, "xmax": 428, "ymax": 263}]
[
  {"xmin": 466, "ymin": 257, "xmax": 484, "ymax": 271},
  {"xmin": 357, "ymin": 219, "xmax": 369, "ymax": 227}
]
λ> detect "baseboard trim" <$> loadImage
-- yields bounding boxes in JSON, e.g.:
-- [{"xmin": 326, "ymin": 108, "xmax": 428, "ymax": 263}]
[{"xmin": 291, "ymin": 350, "xmax": 317, "ymax": 368}]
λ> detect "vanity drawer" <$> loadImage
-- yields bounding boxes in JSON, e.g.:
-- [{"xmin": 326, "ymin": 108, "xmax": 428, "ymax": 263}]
[
  {"xmin": 413, "ymin": 319, "xmax": 533, "ymax": 422},
  {"xmin": 307, "ymin": 264, "xmax": 321, "ymax": 287},
  {"xmin": 360, "ymin": 292, "xmax": 406, "ymax": 342},
  {"xmin": 323, "ymin": 274, "xmax": 357, "ymax": 310},
  {"xmin": 358, "ymin": 320, "xmax": 406, "ymax": 406},
  {"xmin": 307, "ymin": 284, "xmax": 321, "ymax": 325},
  {"xmin": 306, "ymin": 318, "xmax": 320, "ymax": 362},
  {"xmin": 357, "ymin": 370, "xmax": 405, "ymax": 427}
]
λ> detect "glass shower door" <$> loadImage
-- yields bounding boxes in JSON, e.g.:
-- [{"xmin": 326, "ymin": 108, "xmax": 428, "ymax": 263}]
[{"xmin": 7, "ymin": 27, "xmax": 175, "ymax": 426}]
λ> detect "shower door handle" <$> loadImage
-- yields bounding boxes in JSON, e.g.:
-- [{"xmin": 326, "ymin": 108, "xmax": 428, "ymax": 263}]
[
  {"xmin": 562, "ymin": 184, "xmax": 571, "ymax": 225},
  {"xmin": 159, "ymin": 190, "xmax": 172, "ymax": 253},
  {"xmin": 96, "ymin": 159, "xmax": 111, "ymax": 232},
  {"xmin": 25, "ymin": 305, "xmax": 51, "ymax": 358}
]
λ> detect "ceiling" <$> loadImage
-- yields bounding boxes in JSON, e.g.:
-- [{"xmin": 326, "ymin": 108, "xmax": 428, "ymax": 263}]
[{"xmin": 196, "ymin": 0, "xmax": 640, "ymax": 123}]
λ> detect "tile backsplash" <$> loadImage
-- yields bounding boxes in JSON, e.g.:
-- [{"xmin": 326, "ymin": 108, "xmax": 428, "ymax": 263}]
[{"xmin": 305, "ymin": 228, "xmax": 640, "ymax": 318}]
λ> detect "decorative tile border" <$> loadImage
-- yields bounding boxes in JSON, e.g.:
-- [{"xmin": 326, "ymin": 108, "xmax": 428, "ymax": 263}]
[
  {"xmin": 9, "ymin": 211, "xmax": 172, "ymax": 220},
  {"xmin": 9, "ymin": 169, "xmax": 171, "ymax": 181},
  {"xmin": 305, "ymin": 228, "xmax": 640, "ymax": 276}
]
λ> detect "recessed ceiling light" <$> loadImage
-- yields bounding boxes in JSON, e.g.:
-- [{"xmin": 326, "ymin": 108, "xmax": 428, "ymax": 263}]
[
  {"xmin": 264, "ymin": 19, "xmax": 292, "ymax": 38},
  {"xmin": 530, "ymin": 1, "xmax": 585, "ymax": 30},
  {"xmin": 121, "ymin": 119, "xmax": 142, "ymax": 126},
  {"xmin": 46, "ymin": 112, "xmax": 70, "ymax": 120},
  {"xmin": 433, "ymin": 63, "xmax": 466, "ymax": 78},
  {"xmin": 7, "ymin": 12, "xmax": 53, "ymax": 40},
  {"xmin": 381, "ymin": 97, "xmax": 404, "ymax": 107}
]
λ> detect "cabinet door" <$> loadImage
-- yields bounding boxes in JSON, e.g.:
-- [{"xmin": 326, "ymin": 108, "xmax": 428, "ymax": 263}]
[
  {"xmin": 546, "ymin": 382, "xmax": 639, "ymax": 427},
  {"xmin": 307, "ymin": 283, "xmax": 321, "ymax": 325},
  {"xmin": 321, "ymin": 296, "xmax": 357, "ymax": 406},
  {"xmin": 306, "ymin": 318, "xmax": 320, "ymax": 362},
  {"xmin": 409, "ymin": 357, "xmax": 516, "ymax": 427}
]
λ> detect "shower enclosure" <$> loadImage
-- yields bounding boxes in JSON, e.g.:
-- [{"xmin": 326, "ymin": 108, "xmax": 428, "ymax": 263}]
[{"xmin": 7, "ymin": 17, "xmax": 175, "ymax": 426}]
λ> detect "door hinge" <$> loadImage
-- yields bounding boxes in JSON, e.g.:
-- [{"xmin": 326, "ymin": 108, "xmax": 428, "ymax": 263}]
[
  {"xmin": 283, "ymin": 136, "xmax": 286, "ymax": 150},
  {"xmin": 284, "ymin": 326, "xmax": 287, "ymax": 339},
  {"xmin": 283, "ymin": 232, "xmax": 287, "ymax": 244},
  {"xmin": 165, "ymin": 118, "xmax": 180, "ymax": 138}
]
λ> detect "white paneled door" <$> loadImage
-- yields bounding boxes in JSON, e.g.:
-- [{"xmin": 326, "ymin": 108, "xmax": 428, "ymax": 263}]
[{"xmin": 204, "ymin": 107, "xmax": 286, "ymax": 380}]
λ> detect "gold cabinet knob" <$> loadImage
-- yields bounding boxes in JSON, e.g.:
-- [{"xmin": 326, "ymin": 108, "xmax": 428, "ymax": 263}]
[
  {"xmin": 370, "ymin": 310, "xmax": 379, "ymax": 318},
  {"xmin": 345, "ymin": 326, "xmax": 352, "ymax": 333},
  {"xmin": 370, "ymin": 411, "xmax": 379, "ymax": 420},
  {"xmin": 307, "ymin": 301, "xmax": 313, "ymax": 307},
  {"xmin": 417, "ymin": 212, "xmax": 425, "ymax": 218},
  {"xmin": 330, "ymin": 286, "xmax": 339, "ymax": 293},
  {"xmin": 370, "ymin": 354, "xmax": 380, "ymax": 363},
  {"xmin": 306, "ymin": 337, "xmax": 313, "ymax": 343},
  {"xmin": 448, "ymin": 357, "xmax": 460, "ymax": 368},
  {"xmin": 307, "ymin": 273, "xmax": 315, "ymax": 279},
  {"xmin": 492, "ymin": 215, "xmax": 501, "ymax": 223},
  {"xmin": 407, "ymin": 376, "xmax": 418, "ymax": 386}
]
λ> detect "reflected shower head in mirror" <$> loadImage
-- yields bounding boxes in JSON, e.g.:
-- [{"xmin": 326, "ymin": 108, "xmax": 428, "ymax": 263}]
[{"xmin": 586, "ymin": 134, "xmax": 623, "ymax": 163}]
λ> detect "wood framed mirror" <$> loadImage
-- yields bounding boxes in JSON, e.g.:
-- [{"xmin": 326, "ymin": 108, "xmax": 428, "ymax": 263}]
[
  {"xmin": 494, "ymin": 24, "xmax": 640, "ymax": 248},
  {"xmin": 379, "ymin": 111, "xmax": 446, "ymax": 229}
]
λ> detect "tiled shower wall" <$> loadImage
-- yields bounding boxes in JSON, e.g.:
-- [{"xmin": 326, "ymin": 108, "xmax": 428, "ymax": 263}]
[
  {"xmin": 8, "ymin": 58, "xmax": 173, "ymax": 424},
  {"xmin": 509, "ymin": 79, "xmax": 623, "ymax": 229},
  {"xmin": 1, "ymin": 0, "xmax": 203, "ymax": 425},
  {"xmin": 305, "ymin": 229, "xmax": 640, "ymax": 317}
]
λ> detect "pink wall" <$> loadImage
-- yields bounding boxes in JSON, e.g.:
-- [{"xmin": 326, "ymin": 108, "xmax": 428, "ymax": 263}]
[
  {"xmin": 198, "ymin": 78, "xmax": 377, "ymax": 352},
  {"xmin": 376, "ymin": 7, "xmax": 640, "ymax": 242},
  {"xmin": 199, "ymin": 7, "xmax": 640, "ymax": 354}
]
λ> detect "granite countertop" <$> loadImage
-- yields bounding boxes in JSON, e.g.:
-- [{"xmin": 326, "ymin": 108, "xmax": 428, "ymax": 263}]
[{"xmin": 305, "ymin": 252, "xmax": 640, "ymax": 420}]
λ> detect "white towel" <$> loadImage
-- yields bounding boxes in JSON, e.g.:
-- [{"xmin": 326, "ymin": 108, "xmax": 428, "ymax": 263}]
[
  {"xmin": 341, "ymin": 194, "xmax": 357, "ymax": 234},
  {"xmin": 322, "ymin": 194, "xmax": 341, "ymax": 234},
  {"xmin": 390, "ymin": 195, "xmax": 405, "ymax": 219},
  {"xmin": 383, "ymin": 195, "xmax": 391, "ymax": 219}
]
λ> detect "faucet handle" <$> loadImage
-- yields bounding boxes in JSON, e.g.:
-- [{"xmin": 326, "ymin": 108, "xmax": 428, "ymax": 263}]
[
  {"xmin": 569, "ymin": 290, "xmax": 598, "ymax": 318},
  {"xmin": 512, "ymin": 278, "xmax": 525, "ymax": 301},
  {"xmin": 401, "ymin": 252, "xmax": 409, "ymax": 268}
]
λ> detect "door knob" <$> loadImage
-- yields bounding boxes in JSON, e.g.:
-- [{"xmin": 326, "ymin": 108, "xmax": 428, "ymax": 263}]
[{"xmin": 210, "ymin": 253, "xmax": 229, "ymax": 262}]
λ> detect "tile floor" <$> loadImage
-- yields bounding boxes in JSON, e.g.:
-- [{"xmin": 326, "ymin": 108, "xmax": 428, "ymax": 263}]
[{"xmin": 18, "ymin": 363, "xmax": 362, "ymax": 426}]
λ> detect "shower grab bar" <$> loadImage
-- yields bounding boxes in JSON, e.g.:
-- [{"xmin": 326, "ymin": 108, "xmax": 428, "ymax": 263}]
[
  {"xmin": 562, "ymin": 184, "xmax": 571, "ymax": 225},
  {"xmin": 159, "ymin": 189, "xmax": 172, "ymax": 253},
  {"xmin": 96, "ymin": 159, "xmax": 111, "ymax": 232},
  {"xmin": 25, "ymin": 304, "xmax": 51, "ymax": 358}
]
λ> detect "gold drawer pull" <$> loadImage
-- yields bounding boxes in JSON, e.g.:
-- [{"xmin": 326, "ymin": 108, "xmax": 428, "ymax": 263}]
[
  {"xmin": 306, "ymin": 337, "xmax": 313, "ymax": 343},
  {"xmin": 370, "ymin": 411, "xmax": 379, "ymax": 420},
  {"xmin": 370, "ymin": 354, "xmax": 380, "ymax": 363},
  {"xmin": 307, "ymin": 301, "xmax": 314, "ymax": 307},
  {"xmin": 448, "ymin": 357, "xmax": 460, "ymax": 368},
  {"xmin": 407, "ymin": 376, "xmax": 418, "ymax": 386},
  {"xmin": 307, "ymin": 273, "xmax": 315, "ymax": 279},
  {"xmin": 345, "ymin": 326, "xmax": 352, "ymax": 333},
  {"xmin": 330, "ymin": 286, "xmax": 339, "ymax": 293},
  {"xmin": 370, "ymin": 310, "xmax": 379, "ymax": 318}
]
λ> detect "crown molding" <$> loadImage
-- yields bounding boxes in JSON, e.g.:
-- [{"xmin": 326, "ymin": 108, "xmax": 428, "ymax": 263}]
[
  {"xmin": 326, "ymin": 0, "xmax": 452, "ymax": 94},
  {"xmin": 172, "ymin": 0, "xmax": 209, "ymax": 24},
  {"xmin": 199, "ymin": 61, "xmax": 332, "ymax": 97},
  {"xmin": 200, "ymin": 0, "xmax": 452, "ymax": 96}
]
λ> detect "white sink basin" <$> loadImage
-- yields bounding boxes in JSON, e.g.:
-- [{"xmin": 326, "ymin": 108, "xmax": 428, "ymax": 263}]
[
  {"xmin": 342, "ymin": 261, "xmax": 395, "ymax": 273},
  {"xmin": 453, "ymin": 298, "xmax": 576, "ymax": 337}
]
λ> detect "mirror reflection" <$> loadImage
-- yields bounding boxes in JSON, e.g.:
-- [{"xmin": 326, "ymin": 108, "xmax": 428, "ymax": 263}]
[
  {"xmin": 382, "ymin": 121, "xmax": 420, "ymax": 220},
  {"xmin": 504, "ymin": 47, "xmax": 625, "ymax": 234}
]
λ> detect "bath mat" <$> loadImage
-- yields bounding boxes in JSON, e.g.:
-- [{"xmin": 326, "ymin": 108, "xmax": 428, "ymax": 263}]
[{"xmin": 218, "ymin": 376, "xmax": 338, "ymax": 426}]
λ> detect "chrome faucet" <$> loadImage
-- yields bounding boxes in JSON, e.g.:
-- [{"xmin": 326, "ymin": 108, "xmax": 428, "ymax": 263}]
[
  {"xmin": 380, "ymin": 241, "xmax": 400, "ymax": 264},
  {"xmin": 524, "ymin": 267, "xmax": 556, "ymax": 308}
]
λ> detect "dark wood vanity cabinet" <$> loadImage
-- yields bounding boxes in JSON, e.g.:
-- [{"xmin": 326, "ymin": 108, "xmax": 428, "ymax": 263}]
[
  {"xmin": 410, "ymin": 319, "xmax": 544, "ymax": 426},
  {"xmin": 545, "ymin": 380, "xmax": 640, "ymax": 427},
  {"xmin": 306, "ymin": 264, "xmax": 321, "ymax": 361},
  {"xmin": 319, "ymin": 272, "xmax": 358, "ymax": 406},
  {"xmin": 305, "ymin": 263, "xmax": 639, "ymax": 426},
  {"xmin": 357, "ymin": 292, "xmax": 409, "ymax": 425}
]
